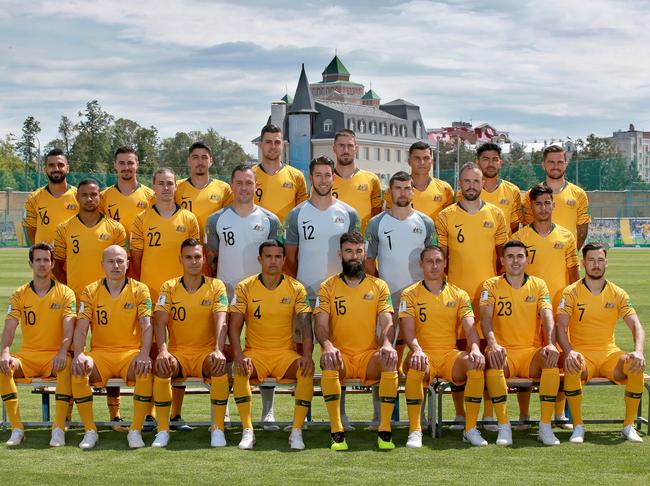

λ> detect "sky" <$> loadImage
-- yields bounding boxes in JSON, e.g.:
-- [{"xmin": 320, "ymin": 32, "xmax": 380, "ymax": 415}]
[{"xmin": 1, "ymin": 0, "xmax": 649, "ymax": 154}]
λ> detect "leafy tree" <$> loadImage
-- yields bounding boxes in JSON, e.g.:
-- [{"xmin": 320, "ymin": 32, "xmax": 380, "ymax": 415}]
[
  {"xmin": 133, "ymin": 126, "xmax": 160, "ymax": 177},
  {"xmin": 71, "ymin": 100, "xmax": 114, "ymax": 175},
  {"xmin": 15, "ymin": 116, "xmax": 41, "ymax": 171},
  {"xmin": 58, "ymin": 115, "xmax": 76, "ymax": 157},
  {"xmin": 0, "ymin": 135, "xmax": 23, "ymax": 189}
]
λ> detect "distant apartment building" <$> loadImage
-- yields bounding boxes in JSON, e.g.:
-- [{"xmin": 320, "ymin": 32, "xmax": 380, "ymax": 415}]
[
  {"xmin": 610, "ymin": 124, "xmax": 650, "ymax": 182},
  {"xmin": 427, "ymin": 121, "xmax": 510, "ymax": 145}
]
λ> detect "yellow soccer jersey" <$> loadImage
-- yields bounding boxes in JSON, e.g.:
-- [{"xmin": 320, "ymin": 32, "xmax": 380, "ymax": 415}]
[
  {"xmin": 332, "ymin": 169, "xmax": 382, "ymax": 233},
  {"xmin": 23, "ymin": 185, "xmax": 78, "ymax": 245},
  {"xmin": 435, "ymin": 201, "xmax": 508, "ymax": 301},
  {"xmin": 252, "ymin": 164, "xmax": 308, "ymax": 223},
  {"xmin": 399, "ymin": 280, "xmax": 473, "ymax": 353},
  {"xmin": 385, "ymin": 177, "xmax": 454, "ymax": 221},
  {"xmin": 175, "ymin": 178, "xmax": 233, "ymax": 236},
  {"xmin": 479, "ymin": 179, "xmax": 522, "ymax": 235},
  {"xmin": 53, "ymin": 215, "xmax": 127, "ymax": 297},
  {"xmin": 557, "ymin": 279, "xmax": 635, "ymax": 351},
  {"xmin": 230, "ymin": 274, "xmax": 311, "ymax": 351},
  {"xmin": 155, "ymin": 276, "xmax": 228, "ymax": 352},
  {"xmin": 79, "ymin": 278, "xmax": 152, "ymax": 352},
  {"xmin": 100, "ymin": 184, "xmax": 155, "ymax": 237},
  {"xmin": 480, "ymin": 274, "xmax": 552, "ymax": 350},
  {"xmin": 523, "ymin": 182, "xmax": 590, "ymax": 238},
  {"xmin": 6, "ymin": 280, "xmax": 76, "ymax": 353},
  {"xmin": 130, "ymin": 206, "xmax": 200, "ymax": 299},
  {"xmin": 314, "ymin": 274, "xmax": 393, "ymax": 355},
  {"xmin": 512, "ymin": 224, "xmax": 578, "ymax": 309}
]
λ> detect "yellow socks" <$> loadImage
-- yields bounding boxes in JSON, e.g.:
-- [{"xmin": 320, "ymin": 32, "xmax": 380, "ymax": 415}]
[
  {"xmin": 555, "ymin": 391, "xmax": 566, "ymax": 417},
  {"xmin": 210, "ymin": 374, "xmax": 230, "ymax": 431},
  {"xmin": 321, "ymin": 370, "xmax": 343, "ymax": 433},
  {"xmin": 292, "ymin": 369, "xmax": 313, "ymax": 429},
  {"xmin": 464, "ymin": 369, "xmax": 484, "ymax": 431},
  {"xmin": 53, "ymin": 358, "xmax": 72, "ymax": 430},
  {"xmin": 378, "ymin": 371, "xmax": 398, "ymax": 433},
  {"xmin": 72, "ymin": 375, "xmax": 96, "ymax": 431},
  {"xmin": 405, "ymin": 369, "xmax": 425, "ymax": 432},
  {"xmin": 485, "ymin": 369, "xmax": 508, "ymax": 424},
  {"xmin": 623, "ymin": 360, "xmax": 644, "ymax": 426},
  {"xmin": 153, "ymin": 376, "xmax": 172, "ymax": 433},
  {"xmin": 0, "ymin": 370, "xmax": 22, "ymax": 430},
  {"xmin": 131, "ymin": 374, "xmax": 153, "ymax": 432},
  {"xmin": 233, "ymin": 374, "xmax": 253, "ymax": 430},
  {"xmin": 539, "ymin": 368, "xmax": 560, "ymax": 423},
  {"xmin": 563, "ymin": 371, "xmax": 583, "ymax": 426}
]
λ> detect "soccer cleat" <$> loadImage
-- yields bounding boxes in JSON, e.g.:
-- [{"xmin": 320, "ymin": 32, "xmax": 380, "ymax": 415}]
[
  {"xmin": 569, "ymin": 424, "xmax": 585, "ymax": 444},
  {"xmin": 482, "ymin": 416, "xmax": 499, "ymax": 432},
  {"xmin": 555, "ymin": 414, "xmax": 574, "ymax": 430},
  {"xmin": 341, "ymin": 414, "xmax": 356, "ymax": 432},
  {"xmin": 621, "ymin": 424, "xmax": 643, "ymax": 443},
  {"xmin": 288, "ymin": 428, "xmax": 305, "ymax": 450},
  {"xmin": 238, "ymin": 428, "xmax": 256, "ymax": 450},
  {"xmin": 79, "ymin": 429, "xmax": 99, "ymax": 450},
  {"xmin": 49, "ymin": 427, "xmax": 65, "ymax": 447},
  {"xmin": 141, "ymin": 415, "xmax": 157, "ymax": 433},
  {"xmin": 449, "ymin": 415, "xmax": 466, "ymax": 431},
  {"xmin": 405, "ymin": 431, "xmax": 423, "ymax": 449},
  {"xmin": 496, "ymin": 423, "xmax": 513, "ymax": 446},
  {"xmin": 538, "ymin": 422, "xmax": 560, "ymax": 446},
  {"xmin": 5, "ymin": 428, "xmax": 25, "ymax": 447},
  {"xmin": 151, "ymin": 431, "xmax": 170, "ymax": 448},
  {"xmin": 463, "ymin": 427, "xmax": 488, "ymax": 447},
  {"xmin": 127, "ymin": 430, "xmax": 145, "ymax": 449},
  {"xmin": 111, "ymin": 416, "xmax": 129, "ymax": 433},
  {"xmin": 170, "ymin": 415, "xmax": 193, "ymax": 432},
  {"xmin": 262, "ymin": 411, "xmax": 280, "ymax": 432},
  {"xmin": 330, "ymin": 431, "xmax": 348, "ymax": 451},
  {"xmin": 377, "ymin": 431, "xmax": 395, "ymax": 450},
  {"xmin": 514, "ymin": 415, "xmax": 531, "ymax": 431},
  {"xmin": 210, "ymin": 428, "xmax": 227, "ymax": 448}
]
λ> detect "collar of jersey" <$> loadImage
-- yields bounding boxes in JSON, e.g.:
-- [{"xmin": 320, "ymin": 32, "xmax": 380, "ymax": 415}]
[
  {"xmin": 529, "ymin": 222, "xmax": 556, "ymax": 235},
  {"xmin": 456, "ymin": 200, "xmax": 485, "ymax": 213},
  {"xmin": 334, "ymin": 167, "xmax": 360, "ymax": 179},
  {"xmin": 581, "ymin": 277, "xmax": 609, "ymax": 294},
  {"xmin": 257, "ymin": 162, "xmax": 285, "ymax": 175},
  {"xmin": 339, "ymin": 272, "xmax": 366, "ymax": 286},
  {"xmin": 503, "ymin": 273, "xmax": 529, "ymax": 287},
  {"xmin": 76, "ymin": 213, "xmax": 104, "ymax": 227},
  {"xmin": 153, "ymin": 204, "xmax": 182, "ymax": 216},
  {"xmin": 114, "ymin": 182, "xmax": 141, "ymax": 195},
  {"xmin": 103, "ymin": 277, "xmax": 129, "ymax": 294},
  {"xmin": 257, "ymin": 273, "xmax": 285, "ymax": 289},
  {"xmin": 422, "ymin": 279, "xmax": 447, "ymax": 294},
  {"xmin": 45, "ymin": 183, "xmax": 71, "ymax": 196},
  {"xmin": 187, "ymin": 177, "xmax": 213, "ymax": 189},
  {"xmin": 180, "ymin": 275, "xmax": 205, "ymax": 292},
  {"xmin": 542, "ymin": 180, "xmax": 569, "ymax": 193},
  {"xmin": 29, "ymin": 279, "xmax": 56, "ymax": 295}
]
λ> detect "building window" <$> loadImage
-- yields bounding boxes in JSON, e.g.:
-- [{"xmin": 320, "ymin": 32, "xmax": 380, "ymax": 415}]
[
  {"xmin": 348, "ymin": 118, "xmax": 355, "ymax": 131},
  {"xmin": 364, "ymin": 147, "xmax": 370, "ymax": 160},
  {"xmin": 370, "ymin": 121, "xmax": 377, "ymax": 134},
  {"xmin": 380, "ymin": 123, "xmax": 387, "ymax": 135},
  {"xmin": 323, "ymin": 119, "xmax": 333, "ymax": 132},
  {"xmin": 358, "ymin": 120, "xmax": 366, "ymax": 133},
  {"xmin": 415, "ymin": 122, "xmax": 422, "ymax": 139},
  {"xmin": 375, "ymin": 148, "xmax": 381, "ymax": 160},
  {"xmin": 385, "ymin": 149, "xmax": 391, "ymax": 162},
  {"xmin": 400, "ymin": 125, "xmax": 407, "ymax": 137},
  {"xmin": 396, "ymin": 150, "xmax": 401, "ymax": 162},
  {"xmin": 390, "ymin": 124, "xmax": 397, "ymax": 136}
]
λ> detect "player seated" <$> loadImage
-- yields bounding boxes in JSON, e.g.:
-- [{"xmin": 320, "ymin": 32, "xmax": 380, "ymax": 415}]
[
  {"xmin": 401, "ymin": 245, "xmax": 487, "ymax": 448},
  {"xmin": 480, "ymin": 240, "xmax": 561, "ymax": 446},
  {"xmin": 229, "ymin": 239, "xmax": 314, "ymax": 450},
  {"xmin": 151, "ymin": 238, "xmax": 229, "ymax": 448},
  {"xmin": 314, "ymin": 231, "xmax": 398, "ymax": 451},
  {"xmin": 1, "ymin": 243, "xmax": 76, "ymax": 447},
  {"xmin": 556, "ymin": 242, "xmax": 646, "ymax": 443},
  {"xmin": 71, "ymin": 245, "xmax": 154, "ymax": 450}
]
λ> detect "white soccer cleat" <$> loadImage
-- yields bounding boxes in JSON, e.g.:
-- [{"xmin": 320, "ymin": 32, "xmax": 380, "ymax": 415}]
[
  {"xmin": 151, "ymin": 431, "xmax": 170, "ymax": 448},
  {"xmin": 5, "ymin": 428, "xmax": 25, "ymax": 447},
  {"xmin": 405, "ymin": 431, "xmax": 423, "ymax": 449},
  {"xmin": 621, "ymin": 424, "xmax": 643, "ymax": 443},
  {"xmin": 79, "ymin": 429, "xmax": 99, "ymax": 450},
  {"xmin": 210, "ymin": 428, "xmax": 227, "ymax": 448},
  {"xmin": 49, "ymin": 427, "xmax": 65, "ymax": 447},
  {"xmin": 449, "ymin": 415, "xmax": 466, "ymax": 431},
  {"xmin": 288, "ymin": 428, "xmax": 305, "ymax": 450},
  {"xmin": 341, "ymin": 414, "xmax": 356, "ymax": 432},
  {"xmin": 555, "ymin": 414, "xmax": 574, "ymax": 430},
  {"xmin": 569, "ymin": 424, "xmax": 585, "ymax": 444},
  {"xmin": 238, "ymin": 428, "xmax": 255, "ymax": 450},
  {"xmin": 538, "ymin": 422, "xmax": 560, "ymax": 446},
  {"xmin": 496, "ymin": 423, "xmax": 513, "ymax": 446},
  {"xmin": 463, "ymin": 427, "xmax": 488, "ymax": 447},
  {"xmin": 482, "ymin": 416, "xmax": 499, "ymax": 432},
  {"xmin": 127, "ymin": 430, "xmax": 145, "ymax": 449},
  {"xmin": 262, "ymin": 411, "xmax": 280, "ymax": 432}
]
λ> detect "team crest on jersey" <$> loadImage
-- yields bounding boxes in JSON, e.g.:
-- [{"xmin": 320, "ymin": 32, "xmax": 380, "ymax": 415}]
[
  {"xmin": 253, "ymin": 224, "xmax": 263, "ymax": 232},
  {"xmin": 157, "ymin": 295, "xmax": 166, "ymax": 306},
  {"xmin": 99, "ymin": 233, "xmax": 110, "ymax": 241},
  {"xmin": 434, "ymin": 195, "xmax": 442, "ymax": 201},
  {"xmin": 280, "ymin": 297, "xmax": 291, "ymax": 305},
  {"xmin": 604, "ymin": 302, "xmax": 615, "ymax": 309},
  {"xmin": 412, "ymin": 226, "xmax": 423, "ymax": 234},
  {"xmin": 558, "ymin": 298, "xmax": 566, "ymax": 309},
  {"xmin": 363, "ymin": 292, "xmax": 374, "ymax": 300},
  {"xmin": 137, "ymin": 201, "xmax": 148, "ymax": 208},
  {"xmin": 480, "ymin": 290, "xmax": 489, "ymax": 302},
  {"xmin": 446, "ymin": 301, "xmax": 457, "ymax": 308},
  {"xmin": 357, "ymin": 184, "xmax": 368, "ymax": 191},
  {"xmin": 398, "ymin": 300, "xmax": 407, "ymax": 313},
  {"xmin": 50, "ymin": 303, "xmax": 61, "ymax": 309},
  {"xmin": 566, "ymin": 199, "xmax": 576, "ymax": 207},
  {"xmin": 123, "ymin": 302, "xmax": 134, "ymax": 309},
  {"xmin": 553, "ymin": 242, "xmax": 564, "ymax": 249},
  {"xmin": 201, "ymin": 299, "xmax": 212, "ymax": 306},
  {"xmin": 525, "ymin": 295, "xmax": 535, "ymax": 303},
  {"xmin": 483, "ymin": 221, "xmax": 494, "ymax": 228},
  {"xmin": 333, "ymin": 216, "xmax": 345, "ymax": 225},
  {"xmin": 176, "ymin": 225, "xmax": 186, "ymax": 232},
  {"xmin": 66, "ymin": 203, "xmax": 78, "ymax": 210},
  {"xmin": 499, "ymin": 198, "xmax": 509, "ymax": 205},
  {"xmin": 282, "ymin": 182, "xmax": 294, "ymax": 189},
  {"xmin": 210, "ymin": 194, "xmax": 221, "ymax": 201}
]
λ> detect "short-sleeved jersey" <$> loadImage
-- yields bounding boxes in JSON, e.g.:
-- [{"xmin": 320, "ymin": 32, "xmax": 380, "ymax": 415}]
[
  {"xmin": 230, "ymin": 274, "xmax": 310, "ymax": 351},
  {"xmin": 314, "ymin": 274, "xmax": 393, "ymax": 354},
  {"xmin": 512, "ymin": 223, "xmax": 578, "ymax": 309},
  {"xmin": 79, "ymin": 278, "xmax": 152, "ymax": 352},
  {"xmin": 285, "ymin": 200, "xmax": 360, "ymax": 298},
  {"xmin": 557, "ymin": 279, "xmax": 635, "ymax": 351},
  {"xmin": 23, "ymin": 185, "xmax": 78, "ymax": 245},
  {"xmin": 155, "ymin": 276, "xmax": 228, "ymax": 353},
  {"xmin": 478, "ymin": 179, "xmax": 522, "ymax": 235},
  {"xmin": 523, "ymin": 181, "xmax": 590, "ymax": 238},
  {"xmin": 480, "ymin": 274, "xmax": 552, "ymax": 349},
  {"xmin": 175, "ymin": 178, "xmax": 233, "ymax": 236},
  {"xmin": 53, "ymin": 215, "xmax": 127, "ymax": 297},
  {"xmin": 365, "ymin": 210, "xmax": 437, "ymax": 296},
  {"xmin": 130, "ymin": 206, "xmax": 200, "ymax": 298},
  {"xmin": 399, "ymin": 280, "xmax": 473, "ymax": 353},
  {"xmin": 205, "ymin": 205, "xmax": 282, "ymax": 298},
  {"xmin": 384, "ymin": 177, "xmax": 454, "ymax": 221},
  {"xmin": 6, "ymin": 280, "xmax": 76, "ymax": 353},
  {"xmin": 100, "ymin": 184, "xmax": 155, "ymax": 238},
  {"xmin": 332, "ymin": 168, "xmax": 382, "ymax": 233},
  {"xmin": 252, "ymin": 164, "xmax": 308, "ymax": 223},
  {"xmin": 435, "ymin": 201, "xmax": 508, "ymax": 300}
]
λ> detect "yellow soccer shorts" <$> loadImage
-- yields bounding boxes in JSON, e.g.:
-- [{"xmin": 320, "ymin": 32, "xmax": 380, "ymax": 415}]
[
  {"xmin": 418, "ymin": 349, "xmax": 464, "ymax": 385},
  {"xmin": 245, "ymin": 348, "xmax": 302, "ymax": 384},
  {"xmin": 340, "ymin": 349, "xmax": 378, "ymax": 386},
  {"xmin": 577, "ymin": 347, "xmax": 626, "ymax": 384},
  {"xmin": 171, "ymin": 348, "xmax": 213, "ymax": 380},
  {"xmin": 505, "ymin": 347, "xmax": 540, "ymax": 378},
  {"xmin": 88, "ymin": 348, "xmax": 140, "ymax": 386},
  {"xmin": 13, "ymin": 350, "xmax": 58, "ymax": 381}
]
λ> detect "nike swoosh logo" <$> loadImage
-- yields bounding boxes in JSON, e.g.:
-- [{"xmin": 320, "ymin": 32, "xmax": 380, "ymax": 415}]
[
  {"xmin": 97, "ymin": 305, "xmax": 106, "ymax": 308},
  {"xmin": 71, "ymin": 234, "xmax": 79, "ymax": 238},
  {"xmin": 498, "ymin": 296, "xmax": 507, "ymax": 300},
  {"xmin": 302, "ymin": 220, "xmax": 312, "ymax": 225},
  {"xmin": 223, "ymin": 226, "xmax": 232, "ymax": 230},
  {"xmin": 181, "ymin": 196, "xmax": 191, "ymax": 200},
  {"xmin": 383, "ymin": 230, "xmax": 393, "ymax": 235},
  {"xmin": 108, "ymin": 203, "xmax": 116, "ymax": 208},
  {"xmin": 24, "ymin": 305, "xmax": 33, "ymax": 309},
  {"xmin": 454, "ymin": 224, "xmax": 463, "ymax": 228},
  {"xmin": 38, "ymin": 206, "xmax": 47, "ymax": 210},
  {"xmin": 334, "ymin": 295, "xmax": 343, "ymax": 300},
  {"xmin": 416, "ymin": 302, "xmax": 426, "ymax": 306},
  {"xmin": 170, "ymin": 301, "xmax": 181, "ymax": 305},
  {"xmin": 148, "ymin": 227, "xmax": 158, "ymax": 231},
  {"xmin": 252, "ymin": 299, "xmax": 262, "ymax": 303},
  {"xmin": 577, "ymin": 303, "xmax": 585, "ymax": 306}
]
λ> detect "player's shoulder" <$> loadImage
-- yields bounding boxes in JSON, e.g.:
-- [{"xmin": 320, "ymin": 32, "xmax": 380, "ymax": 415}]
[
  {"xmin": 365, "ymin": 273, "xmax": 390, "ymax": 290},
  {"xmin": 319, "ymin": 273, "xmax": 341, "ymax": 289},
  {"xmin": 483, "ymin": 275, "xmax": 502, "ymax": 288},
  {"xmin": 434, "ymin": 178, "xmax": 454, "ymax": 192},
  {"xmin": 527, "ymin": 274, "xmax": 547, "ymax": 287},
  {"xmin": 604, "ymin": 280, "xmax": 628, "ymax": 297},
  {"xmin": 332, "ymin": 197, "xmax": 356, "ymax": 213},
  {"xmin": 438, "ymin": 201, "xmax": 460, "ymax": 216},
  {"xmin": 11, "ymin": 282, "xmax": 32, "ymax": 297},
  {"xmin": 401, "ymin": 280, "xmax": 422, "ymax": 296},
  {"xmin": 366, "ymin": 210, "xmax": 388, "ymax": 229},
  {"xmin": 160, "ymin": 276, "xmax": 182, "ymax": 291},
  {"xmin": 482, "ymin": 200, "xmax": 503, "ymax": 214},
  {"xmin": 284, "ymin": 164, "xmax": 306, "ymax": 179},
  {"xmin": 566, "ymin": 181, "xmax": 587, "ymax": 196},
  {"xmin": 257, "ymin": 205, "xmax": 281, "ymax": 223},
  {"xmin": 178, "ymin": 206, "xmax": 198, "ymax": 221},
  {"xmin": 237, "ymin": 274, "xmax": 260, "ymax": 289},
  {"xmin": 207, "ymin": 205, "xmax": 231, "ymax": 223},
  {"xmin": 445, "ymin": 281, "xmax": 470, "ymax": 299},
  {"xmin": 129, "ymin": 278, "xmax": 151, "ymax": 294},
  {"xmin": 100, "ymin": 185, "xmax": 116, "ymax": 198},
  {"xmin": 500, "ymin": 179, "xmax": 521, "ymax": 193},
  {"xmin": 283, "ymin": 274, "xmax": 307, "ymax": 292},
  {"xmin": 53, "ymin": 280, "xmax": 75, "ymax": 296},
  {"xmin": 356, "ymin": 168, "xmax": 380, "ymax": 182},
  {"xmin": 82, "ymin": 278, "xmax": 104, "ymax": 297},
  {"xmin": 553, "ymin": 223, "xmax": 575, "ymax": 239},
  {"xmin": 563, "ymin": 279, "xmax": 582, "ymax": 295},
  {"xmin": 103, "ymin": 215, "xmax": 125, "ymax": 231},
  {"xmin": 413, "ymin": 209, "xmax": 434, "ymax": 226},
  {"xmin": 286, "ymin": 199, "xmax": 310, "ymax": 218}
]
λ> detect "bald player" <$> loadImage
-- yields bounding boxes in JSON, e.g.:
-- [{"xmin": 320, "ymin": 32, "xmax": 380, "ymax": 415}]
[{"xmin": 23, "ymin": 148, "xmax": 78, "ymax": 245}]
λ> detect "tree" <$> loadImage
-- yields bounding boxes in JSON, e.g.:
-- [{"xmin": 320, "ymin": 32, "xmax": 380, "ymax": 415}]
[
  {"xmin": 111, "ymin": 118, "xmax": 140, "ymax": 152},
  {"xmin": 58, "ymin": 115, "xmax": 76, "ymax": 157},
  {"xmin": 15, "ymin": 116, "xmax": 41, "ymax": 170},
  {"xmin": 133, "ymin": 126, "xmax": 160, "ymax": 176},
  {"xmin": 0, "ymin": 135, "xmax": 24, "ymax": 189},
  {"xmin": 503, "ymin": 143, "xmax": 539, "ymax": 190},
  {"xmin": 71, "ymin": 100, "xmax": 114, "ymax": 175}
]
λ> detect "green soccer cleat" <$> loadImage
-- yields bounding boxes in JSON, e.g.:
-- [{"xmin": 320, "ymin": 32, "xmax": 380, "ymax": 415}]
[
  {"xmin": 330, "ymin": 432, "xmax": 348, "ymax": 451},
  {"xmin": 377, "ymin": 431, "xmax": 395, "ymax": 450}
]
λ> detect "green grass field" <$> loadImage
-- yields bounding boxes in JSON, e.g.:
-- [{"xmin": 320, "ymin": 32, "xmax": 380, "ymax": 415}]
[{"xmin": 1, "ymin": 249, "xmax": 649, "ymax": 485}]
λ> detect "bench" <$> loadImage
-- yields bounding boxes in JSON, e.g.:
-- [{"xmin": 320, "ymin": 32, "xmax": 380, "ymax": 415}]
[{"xmin": 429, "ymin": 375, "xmax": 650, "ymax": 438}]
